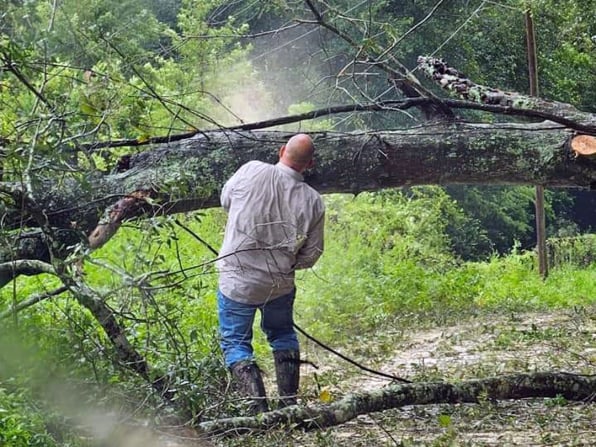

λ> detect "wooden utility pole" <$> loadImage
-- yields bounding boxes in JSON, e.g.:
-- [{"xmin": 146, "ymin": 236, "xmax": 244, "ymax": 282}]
[{"xmin": 525, "ymin": 7, "xmax": 548, "ymax": 279}]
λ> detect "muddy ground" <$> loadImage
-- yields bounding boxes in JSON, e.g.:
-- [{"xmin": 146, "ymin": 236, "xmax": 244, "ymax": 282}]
[
  {"xmin": 215, "ymin": 307, "xmax": 595, "ymax": 446},
  {"xmin": 106, "ymin": 308, "xmax": 595, "ymax": 446}
]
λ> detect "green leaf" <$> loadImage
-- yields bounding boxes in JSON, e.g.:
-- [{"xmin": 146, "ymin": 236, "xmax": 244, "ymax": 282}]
[{"xmin": 438, "ymin": 414, "xmax": 452, "ymax": 428}]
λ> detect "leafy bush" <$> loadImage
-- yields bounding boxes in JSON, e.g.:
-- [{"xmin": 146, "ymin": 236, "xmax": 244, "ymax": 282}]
[
  {"xmin": 0, "ymin": 387, "xmax": 59, "ymax": 447},
  {"xmin": 297, "ymin": 188, "xmax": 466, "ymax": 336},
  {"xmin": 547, "ymin": 234, "xmax": 596, "ymax": 268},
  {"xmin": 297, "ymin": 189, "xmax": 596, "ymax": 339}
]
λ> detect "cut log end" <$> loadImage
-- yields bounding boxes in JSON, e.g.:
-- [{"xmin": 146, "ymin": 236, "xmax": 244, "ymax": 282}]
[{"xmin": 571, "ymin": 134, "xmax": 596, "ymax": 156}]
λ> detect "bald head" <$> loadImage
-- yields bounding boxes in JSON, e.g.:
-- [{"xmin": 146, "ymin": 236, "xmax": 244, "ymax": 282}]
[{"xmin": 279, "ymin": 134, "xmax": 315, "ymax": 172}]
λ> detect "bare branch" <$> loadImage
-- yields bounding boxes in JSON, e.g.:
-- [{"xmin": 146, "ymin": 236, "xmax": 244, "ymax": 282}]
[
  {"xmin": 302, "ymin": 0, "xmax": 453, "ymax": 118},
  {"xmin": 78, "ymin": 95, "xmax": 595, "ymax": 152}
]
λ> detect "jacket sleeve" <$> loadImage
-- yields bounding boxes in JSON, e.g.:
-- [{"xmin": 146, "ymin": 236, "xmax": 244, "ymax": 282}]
[{"xmin": 294, "ymin": 208, "xmax": 325, "ymax": 270}]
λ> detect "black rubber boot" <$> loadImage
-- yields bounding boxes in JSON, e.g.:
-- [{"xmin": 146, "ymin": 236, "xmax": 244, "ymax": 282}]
[
  {"xmin": 230, "ymin": 360, "xmax": 269, "ymax": 415},
  {"xmin": 273, "ymin": 350, "xmax": 300, "ymax": 408}
]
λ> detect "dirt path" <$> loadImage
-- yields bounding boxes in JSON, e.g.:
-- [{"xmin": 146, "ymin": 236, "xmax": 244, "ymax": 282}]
[
  {"xmin": 116, "ymin": 309, "xmax": 595, "ymax": 446},
  {"xmin": 352, "ymin": 311, "xmax": 593, "ymax": 389},
  {"xmin": 292, "ymin": 308, "xmax": 596, "ymax": 446}
]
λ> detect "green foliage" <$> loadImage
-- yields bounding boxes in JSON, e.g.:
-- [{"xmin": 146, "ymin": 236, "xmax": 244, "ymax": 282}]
[
  {"xmin": 0, "ymin": 387, "xmax": 59, "ymax": 447},
  {"xmin": 0, "ymin": 0, "xmax": 266, "ymax": 178},
  {"xmin": 532, "ymin": 0, "xmax": 596, "ymax": 110},
  {"xmin": 1, "ymin": 0, "xmax": 595, "ymax": 442},
  {"xmin": 544, "ymin": 394, "xmax": 568, "ymax": 407},
  {"xmin": 547, "ymin": 234, "xmax": 596, "ymax": 268},
  {"xmin": 299, "ymin": 188, "xmax": 477, "ymax": 336},
  {"xmin": 78, "ymin": 214, "xmax": 231, "ymax": 414},
  {"xmin": 447, "ymin": 186, "xmax": 537, "ymax": 255},
  {"xmin": 0, "ymin": 211, "xmax": 231, "ymax": 421},
  {"xmin": 36, "ymin": 0, "xmax": 168, "ymax": 68},
  {"xmin": 297, "ymin": 189, "xmax": 595, "ymax": 340}
]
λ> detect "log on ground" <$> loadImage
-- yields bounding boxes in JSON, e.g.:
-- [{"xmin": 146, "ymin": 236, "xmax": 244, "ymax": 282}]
[{"xmin": 198, "ymin": 371, "xmax": 595, "ymax": 435}]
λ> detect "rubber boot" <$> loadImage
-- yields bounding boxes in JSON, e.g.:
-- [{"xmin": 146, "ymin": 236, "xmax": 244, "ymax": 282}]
[
  {"xmin": 273, "ymin": 350, "xmax": 300, "ymax": 408},
  {"xmin": 230, "ymin": 360, "xmax": 269, "ymax": 415}
]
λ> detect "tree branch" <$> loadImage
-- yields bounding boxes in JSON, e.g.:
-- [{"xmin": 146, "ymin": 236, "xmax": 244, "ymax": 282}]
[
  {"xmin": 198, "ymin": 371, "xmax": 596, "ymax": 435},
  {"xmin": 62, "ymin": 276, "xmax": 177, "ymax": 401},
  {"xmin": 78, "ymin": 96, "xmax": 595, "ymax": 152},
  {"xmin": 0, "ymin": 285, "xmax": 68, "ymax": 319},
  {"xmin": 302, "ymin": 0, "xmax": 453, "ymax": 118},
  {"xmin": 417, "ymin": 56, "xmax": 596, "ymax": 131},
  {"xmin": 0, "ymin": 52, "xmax": 54, "ymax": 111},
  {"xmin": 0, "ymin": 260, "xmax": 56, "ymax": 288}
]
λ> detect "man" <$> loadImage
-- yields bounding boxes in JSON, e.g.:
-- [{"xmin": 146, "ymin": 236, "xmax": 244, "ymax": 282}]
[{"xmin": 216, "ymin": 133, "xmax": 325, "ymax": 414}]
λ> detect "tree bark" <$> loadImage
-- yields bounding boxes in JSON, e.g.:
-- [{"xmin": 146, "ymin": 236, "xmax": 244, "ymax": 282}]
[
  {"xmin": 417, "ymin": 57, "xmax": 596, "ymax": 131},
  {"xmin": 198, "ymin": 372, "xmax": 596, "ymax": 435},
  {"xmin": 1, "ymin": 122, "xmax": 594, "ymax": 284}
]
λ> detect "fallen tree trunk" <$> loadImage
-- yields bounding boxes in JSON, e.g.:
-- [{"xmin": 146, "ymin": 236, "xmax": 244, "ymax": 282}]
[
  {"xmin": 572, "ymin": 135, "xmax": 596, "ymax": 158},
  {"xmin": 198, "ymin": 371, "xmax": 595, "ymax": 435},
  {"xmin": 1, "ymin": 122, "xmax": 594, "ymax": 280},
  {"xmin": 1, "ymin": 55, "xmax": 594, "ymax": 281},
  {"xmin": 2, "ymin": 52, "xmax": 596, "ymax": 286}
]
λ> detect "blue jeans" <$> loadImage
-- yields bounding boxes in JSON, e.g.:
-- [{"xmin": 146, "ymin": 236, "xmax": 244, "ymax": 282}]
[{"xmin": 217, "ymin": 289, "xmax": 299, "ymax": 368}]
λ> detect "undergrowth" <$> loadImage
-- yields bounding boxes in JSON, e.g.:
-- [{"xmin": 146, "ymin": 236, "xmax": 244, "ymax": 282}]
[{"xmin": 0, "ymin": 189, "xmax": 594, "ymax": 445}]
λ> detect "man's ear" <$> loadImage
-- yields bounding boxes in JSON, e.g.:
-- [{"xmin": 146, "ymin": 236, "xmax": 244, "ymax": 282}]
[
  {"xmin": 279, "ymin": 145, "xmax": 286, "ymax": 158},
  {"xmin": 307, "ymin": 158, "xmax": 315, "ymax": 169}
]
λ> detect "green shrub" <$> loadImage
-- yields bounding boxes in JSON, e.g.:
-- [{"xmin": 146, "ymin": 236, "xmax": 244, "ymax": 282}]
[
  {"xmin": 297, "ymin": 190, "xmax": 595, "ymax": 339},
  {"xmin": 547, "ymin": 234, "xmax": 596, "ymax": 268},
  {"xmin": 0, "ymin": 387, "xmax": 58, "ymax": 447}
]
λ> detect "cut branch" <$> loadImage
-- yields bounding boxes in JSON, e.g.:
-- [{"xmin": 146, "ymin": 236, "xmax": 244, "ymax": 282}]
[
  {"xmin": 198, "ymin": 372, "xmax": 596, "ymax": 435},
  {"xmin": 88, "ymin": 189, "xmax": 157, "ymax": 249}
]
